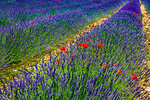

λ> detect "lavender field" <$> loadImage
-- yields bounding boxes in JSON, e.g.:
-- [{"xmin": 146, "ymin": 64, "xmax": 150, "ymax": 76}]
[{"xmin": 0, "ymin": 0, "xmax": 150, "ymax": 100}]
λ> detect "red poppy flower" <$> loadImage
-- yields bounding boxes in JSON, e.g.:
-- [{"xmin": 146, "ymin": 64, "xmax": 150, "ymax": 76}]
[
  {"xmin": 91, "ymin": 25, "xmax": 94, "ymax": 28},
  {"xmin": 114, "ymin": 63, "xmax": 118, "ymax": 66},
  {"xmin": 116, "ymin": 69, "xmax": 119, "ymax": 72},
  {"xmin": 19, "ymin": 26, "xmax": 22, "ymax": 28},
  {"xmin": 135, "ymin": 87, "xmax": 140, "ymax": 91},
  {"xmin": 99, "ymin": 9, "xmax": 103, "ymax": 12},
  {"xmin": 65, "ymin": 51, "xmax": 67, "ymax": 53},
  {"xmin": 86, "ymin": 38, "xmax": 90, "ymax": 42},
  {"xmin": 78, "ymin": 43, "xmax": 83, "ymax": 46},
  {"xmin": 82, "ymin": 44, "xmax": 88, "ymax": 48},
  {"xmin": 96, "ymin": 53, "xmax": 99, "ymax": 56},
  {"xmin": 98, "ymin": 44, "xmax": 103, "ymax": 47},
  {"xmin": 75, "ymin": 17, "xmax": 77, "ymax": 19},
  {"xmin": 132, "ymin": 74, "xmax": 137, "ymax": 80},
  {"xmin": 134, "ymin": 87, "xmax": 141, "ymax": 92},
  {"xmin": 105, "ymin": 20, "xmax": 107, "ymax": 22},
  {"xmin": 136, "ymin": 14, "xmax": 139, "ymax": 16},
  {"xmin": 139, "ymin": 20, "xmax": 141, "ymax": 22},
  {"xmin": 56, "ymin": 5, "xmax": 58, "ymax": 7},
  {"xmin": 57, "ymin": 59, "xmax": 60, "ymax": 65},
  {"xmin": 94, "ymin": 50, "xmax": 96, "ymax": 53},
  {"xmin": 71, "ymin": 55, "xmax": 75, "ymax": 58},
  {"xmin": 100, "ymin": 52, "xmax": 102, "ymax": 54},
  {"xmin": 48, "ymin": 16, "xmax": 50, "ymax": 18},
  {"xmin": 117, "ymin": 72, "xmax": 121, "ymax": 75},
  {"xmin": 134, "ymin": 14, "xmax": 136, "ymax": 15},
  {"xmin": 31, "ymin": 22, "xmax": 34, "ymax": 25},
  {"xmin": 60, "ymin": 47, "xmax": 66, "ymax": 51},
  {"xmin": 103, "ymin": 64, "xmax": 107, "ymax": 67},
  {"xmin": 69, "ymin": 60, "xmax": 71, "ymax": 64}
]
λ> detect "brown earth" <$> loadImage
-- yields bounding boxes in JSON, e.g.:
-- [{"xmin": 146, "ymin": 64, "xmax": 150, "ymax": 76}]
[{"xmin": 137, "ymin": 1, "xmax": 150, "ymax": 98}]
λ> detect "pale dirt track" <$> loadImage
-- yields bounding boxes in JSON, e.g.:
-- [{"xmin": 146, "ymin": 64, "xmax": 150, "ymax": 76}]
[{"xmin": 130, "ymin": 0, "xmax": 150, "ymax": 99}]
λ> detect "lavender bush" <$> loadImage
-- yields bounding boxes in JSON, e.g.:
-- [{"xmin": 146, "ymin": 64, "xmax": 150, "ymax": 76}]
[
  {"xmin": 0, "ymin": 0, "xmax": 128, "ymax": 70},
  {"xmin": 0, "ymin": 0, "xmax": 149, "ymax": 99},
  {"xmin": 0, "ymin": 0, "xmax": 119, "ymax": 26}
]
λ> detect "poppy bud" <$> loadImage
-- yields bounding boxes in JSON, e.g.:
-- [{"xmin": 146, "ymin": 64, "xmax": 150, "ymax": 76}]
[
  {"xmin": 31, "ymin": 22, "xmax": 34, "ymax": 25},
  {"xmin": 117, "ymin": 72, "xmax": 121, "ymax": 75},
  {"xmin": 98, "ymin": 44, "xmax": 103, "ymax": 47},
  {"xmin": 103, "ymin": 64, "xmax": 107, "ymax": 67},
  {"xmin": 78, "ymin": 43, "xmax": 83, "ymax": 46},
  {"xmin": 82, "ymin": 44, "xmax": 88, "ymax": 48},
  {"xmin": 132, "ymin": 74, "xmax": 137, "ymax": 80},
  {"xmin": 86, "ymin": 38, "xmax": 90, "ymax": 42},
  {"xmin": 114, "ymin": 63, "xmax": 118, "ymax": 66},
  {"xmin": 91, "ymin": 25, "xmax": 94, "ymax": 28}
]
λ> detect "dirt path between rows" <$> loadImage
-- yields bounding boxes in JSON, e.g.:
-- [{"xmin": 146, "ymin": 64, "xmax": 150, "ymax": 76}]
[{"xmin": 128, "ymin": 0, "xmax": 150, "ymax": 99}]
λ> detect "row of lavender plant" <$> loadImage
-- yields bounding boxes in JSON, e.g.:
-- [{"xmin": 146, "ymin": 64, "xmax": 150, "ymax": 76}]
[
  {"xmin": 0, "ymin": 0, "xmax": 128, "ymax": 70},
  {"xmin": 0, "ymin": 0, "xmax": 115, "ymax": 27},
  {"xmin": 0, "ymin": 0, "xmax": 123, "ymax": 29},
  {"xmin": 0, "ymin": 0, "xmax": 149, "ymax": 99},
  {"xmin": 0, "ymin": 0, "xmax": 93, "ymax": 26}
]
